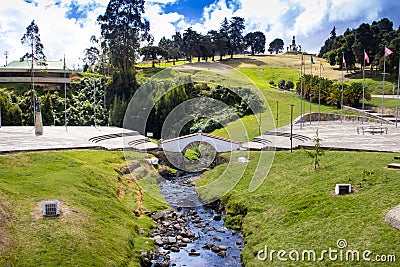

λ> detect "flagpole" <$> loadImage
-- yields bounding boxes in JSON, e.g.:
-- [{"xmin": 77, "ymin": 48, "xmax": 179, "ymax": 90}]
[
  {"xmin": 362, "ymin": 50, "xmax": 366, "ymax": 124},
  {"xmin": 31, "ymin": 37, "xmax": 36, "ymax": 130},
  {"xmin": 64, "ymin": 54, "xmax": 67, "ymax": 131},
  {"xmin": 310, "ymin": 56, "xmax": 312, "ymax": 125},
  {"xmin": 341, "ymin": 52, "xmax": 344, "ymax": 124},
  {"xmin": 300, "ymin": 53, "xmax": 303, "ymax": 129},
  {"xmin": 318, "ymin": 61, "xmax": 321, "ymax": 123},
  {"xmin": 381, "ymin": 46, "xmax": 387, "ymax": 126},
  {"xmin": 396, "ymin": 57, "xmax": 399, "ymax": 128}
]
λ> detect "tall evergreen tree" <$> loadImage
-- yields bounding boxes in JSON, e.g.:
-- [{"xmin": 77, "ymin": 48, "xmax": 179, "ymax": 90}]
[
  {"xmin": 228, "ymin": 17, "xmax": 245, "ymax": 58},
  {"xmin": 97, "ymin": 0, "xmax": 150, "ymax": 71},
  {"xmin": 171, "ymin": 31, "xmax": 183, "ymax": 64},
  {"xmin": 217, "ymin": 18, "xmax": 231, "ymax": 60},
  {"xmin": 182, "ymin": 27, "xmax": 199, "ymax": 62}
]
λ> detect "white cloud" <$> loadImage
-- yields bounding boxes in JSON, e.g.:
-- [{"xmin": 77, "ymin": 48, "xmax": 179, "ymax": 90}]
[
  {"xmin": 191, "ymin": 0, "xmax": 235, "ymax": 33},
  {"xmin": 144, "ymin": 2, "xmax": 184, "ymax": 43},
  {"xmin": 0, "ymin": 0, "xmax": 106, "ymax": 68},
  {"xmin": 146, "ymin": 0, "xmax": 178, "ymax": 4},
  {"xmin": 328, "ymin": 0, "xmax": 382, "ymax": 23}
]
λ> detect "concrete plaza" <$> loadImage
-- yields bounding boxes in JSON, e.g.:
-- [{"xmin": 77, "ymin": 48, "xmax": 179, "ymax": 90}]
[
  {"xmin": 0, "ymin": 121, "xmax": 399, "ymax": 154},
  {"xmin": 273, "ymin": 121, "xmax": 400, "ymax": 153},
  {"xmin": 0, "ymin": 126, "xmax": 156, "ymax": 154}
]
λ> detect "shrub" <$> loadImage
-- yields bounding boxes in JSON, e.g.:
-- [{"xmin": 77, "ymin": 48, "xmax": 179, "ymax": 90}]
[{"xmin": 278, "ymin": 79, "xmax": 286, "ymax": 89}]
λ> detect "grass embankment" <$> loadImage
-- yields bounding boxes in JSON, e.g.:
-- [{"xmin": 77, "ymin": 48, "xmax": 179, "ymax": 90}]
[
  {"xmin": 197, "ymin": 150, "xmax": 400, "ymax": 266},
  {"xmin": 347, "ymin": 76, "xmax": 397, "ymax": 95},
  {"xmin": 367, "ymin": 97, "xmax": 400, "ymax": 109},
  {"xmin": 0, "ymin": 150, "xmax": 168, "ymax": 267}
]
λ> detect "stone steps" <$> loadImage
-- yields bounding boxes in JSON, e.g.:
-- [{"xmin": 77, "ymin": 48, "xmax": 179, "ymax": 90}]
[{"xmin": 88, "ymin": 131, "xmax": 139, "ymax": 143}]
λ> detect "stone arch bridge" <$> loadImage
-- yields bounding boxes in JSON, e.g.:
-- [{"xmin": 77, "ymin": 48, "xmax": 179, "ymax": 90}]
[{"xmin": 159, "ymin": 131, "xmax": 241, "ymax": 153}]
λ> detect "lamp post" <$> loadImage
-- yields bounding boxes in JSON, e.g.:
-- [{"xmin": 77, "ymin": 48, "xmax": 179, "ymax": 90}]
[
  {"xmin": 276, "ymin": 101, "xmax": 279, "ymax": 128},
  {"xmin": 290, "ymin": 104, "xmax": 294, "ymax": 153}
]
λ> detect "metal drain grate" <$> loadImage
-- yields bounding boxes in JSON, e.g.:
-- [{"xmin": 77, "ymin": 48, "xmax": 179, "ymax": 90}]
[{"xmin": 42, "ymin": 200, "xmax": 60, "ymax": 217}]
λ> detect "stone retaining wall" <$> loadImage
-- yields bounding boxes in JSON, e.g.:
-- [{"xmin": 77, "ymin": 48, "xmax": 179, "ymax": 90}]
[
  {"xmin": 367, "ymin": 106, "xmax": 399, "ymax": 117},
  {"xmin": 293, "ymin": 113, "xmax": 389, "ymax": 124}
]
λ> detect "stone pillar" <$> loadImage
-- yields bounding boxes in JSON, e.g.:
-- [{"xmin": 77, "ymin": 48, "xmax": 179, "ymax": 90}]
[{"xmin": 34, "ymin": 97, "xmax": 43, "ymax": 136}]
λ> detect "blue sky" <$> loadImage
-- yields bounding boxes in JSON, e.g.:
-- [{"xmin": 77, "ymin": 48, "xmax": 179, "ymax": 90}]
[{"xmin": 1, "ymin": 0, "xmax": 400, "ymax": 68}]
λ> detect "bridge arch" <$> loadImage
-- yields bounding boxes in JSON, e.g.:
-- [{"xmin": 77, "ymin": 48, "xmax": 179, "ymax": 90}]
[{"xmin": 159, "ymin": 131, "xmax": 241, "ymax": 153}]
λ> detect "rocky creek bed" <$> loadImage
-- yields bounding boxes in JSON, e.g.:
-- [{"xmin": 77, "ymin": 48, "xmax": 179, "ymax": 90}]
[{"xmin": 141, "ymin": 174, "xmax": 244, "ymax": 267}]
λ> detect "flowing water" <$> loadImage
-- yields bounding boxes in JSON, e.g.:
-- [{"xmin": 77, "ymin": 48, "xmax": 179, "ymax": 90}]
[{"xmin": 151, "ymin": 174, "xmax": 244, "ymax": 267}]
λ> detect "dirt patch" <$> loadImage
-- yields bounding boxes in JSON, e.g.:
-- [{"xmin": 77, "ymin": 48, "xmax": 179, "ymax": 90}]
[
  {"xmin": 117, "ymin": 185, "xmax": 125, "ymax": 200},
  {"xmin": 0, "ymin": 200, "xmax": 12, "ymax": 258}
]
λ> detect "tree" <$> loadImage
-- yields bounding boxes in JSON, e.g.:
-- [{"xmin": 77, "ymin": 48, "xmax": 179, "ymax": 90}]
[
  {"xmin": 228, "ymin": 17, "xmax": 245, "ymax": 58},
  {"xmin": 21, "ymin": 20, "xmax": 46, "ymax": 62},
  {"xmin": 198, "ymin": 34, "xmax": 213, "ymax": 61},
  {"xmin": 306, "ymin": 129, "xmax": 324, "ymax": 170},
  {"xmin": 40, "ymin": 93, "xmax": 54, "ymax": 126},
  {"xmin": 345, "ymin": 82, "xmax": 371, "ymax": 108},
  {"xmin": 83, "ymin": 35, "xmax": 100, "ymax": 70},
  {"xmin": 140, "ymin": 46, "xmax": 166, "ymax": 68},
  {"xmin": 21, "ymin": 20, "xmax": 47, "ymax": 127},
  {"xmin": 0, "ymin": 92, "xmax": 22, "ymax": 126},
  {"xmin": 207, "ymin": 30, "xmax": 218, "ymax": 61},
  {"xmin": 97, "ymin": 0, "xmax": 150, "ymax": 71},
  {"xmin": 182, "ymin": 27, "xmax": 199, "ymax": 62},
  {"xmin": 330, "ymin": 26, "xmax": 337, "ymax": 40},
  {"xmin": 244, "ymin": 31, "xmax": 266, "ymax": 55},
  {"xmin": 278, "ymin": 79, "xmax": 286, "ymax": 90},
  {"xmin": 172, "ymin": 31, "xmax": 183, "ymax": 63},
  {"xmin": 268, "ymin": 38, "xmax": 284, "ymax": 54},
  {"xmin": 110, "ymin": 96, "xmax": 127, "ymax": 127},
  {"xmin": 158, "ymin": 37, "xmax": 173, "ymax": 61},
  {"xmin": 217, "ymin": 18, "xmax": 231, "ymax": 61},
  {"xmin": 327, "ymin": 83, "xmax": 343, "ymax": 108},
  {"xmin": 285, "ymin": 81, "xmax": 294, "ymax": 91},
  {"xmin": 352, "ymin": 23, "xmax": 374, "ymax": 68}
]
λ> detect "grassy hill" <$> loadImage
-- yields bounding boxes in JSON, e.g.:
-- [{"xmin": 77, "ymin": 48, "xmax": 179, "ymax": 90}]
[
  {"xmin": 196, "ymin": 150, "xmax": 400, "ymax": 266},
  {"xmin": 0, "ymin": 150, "xmax": 168, "ymax": 267}
]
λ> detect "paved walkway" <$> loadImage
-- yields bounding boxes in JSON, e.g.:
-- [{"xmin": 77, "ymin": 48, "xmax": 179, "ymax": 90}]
[
  {"xmin": 0, "ymin": 126, "xmax": 157, "ymax": 154},
  {"xmin": 267, "ymin": 121, "xmax": 400, "ymax": 152},
  {"xmin": 371, "ymin": 95, "xmax": 400, "ymax": 99}
]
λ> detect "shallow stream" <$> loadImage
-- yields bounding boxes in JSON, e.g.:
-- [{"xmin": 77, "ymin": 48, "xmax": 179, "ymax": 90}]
[{"xmin": 150, "ymin": 174, "xmax": 244, "ymax": 267}]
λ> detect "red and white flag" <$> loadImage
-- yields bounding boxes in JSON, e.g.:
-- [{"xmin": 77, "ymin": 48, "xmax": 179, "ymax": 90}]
[
  {"xmin": 364, "ymin": 51, "xmax": 370, "ymax": 64},
  {"xmin": 342, "ymin": 55, "xmax": 346, "ymax": 69},
  {"xmin": 385, "ymin": 47, "xmax": 393, "ymax": 56}
]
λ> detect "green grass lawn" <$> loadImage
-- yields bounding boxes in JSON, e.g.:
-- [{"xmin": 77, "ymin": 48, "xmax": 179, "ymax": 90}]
[
  {"xmin": 367, "ymin": 96, "xmax": 400, "ymax": 109},
  {"xmin": 196, "ymin": 150, "xmax": 400, "ymax": 266},
  {"xmin": 349, "ymin": 77, "xmax": 397, "ymax": 95},
  {"xmin": 238, "ymin": 67, "xmax": 300, "ymax": 89},
  {"xmin": 0, "ymin": 150, "xmax": 168, "ymax": 267}
]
